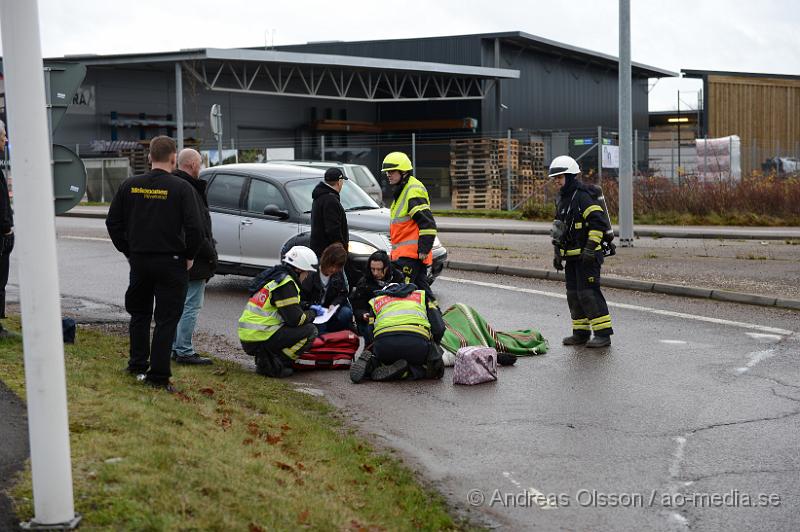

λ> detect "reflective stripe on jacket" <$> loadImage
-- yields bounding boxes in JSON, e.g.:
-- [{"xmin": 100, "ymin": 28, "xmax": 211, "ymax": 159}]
[
  {"xmin": 237, "ymin": 275, "xmax": 299, "ymax": 342},
  {"xmin": 390, "ymin": 175, "xmax": 433, "ymax": 265},
  {"xmin": 369, "ymin": 289, "xmax": 431, "ymax": 339}
]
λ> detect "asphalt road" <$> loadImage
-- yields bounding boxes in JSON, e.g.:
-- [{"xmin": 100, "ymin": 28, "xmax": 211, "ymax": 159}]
[{"xmin": 7, "ymin": 217, "xmax": 799, "ymax": 531}]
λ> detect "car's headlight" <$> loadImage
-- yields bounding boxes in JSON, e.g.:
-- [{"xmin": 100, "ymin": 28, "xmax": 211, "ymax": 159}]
[
  {"xmin": 348, "ymin": 241, "xmax": 378, "ymax": 256},
  {"xmin": 433, "ymin": 236, "xmax": 442, "ymax": 248}
]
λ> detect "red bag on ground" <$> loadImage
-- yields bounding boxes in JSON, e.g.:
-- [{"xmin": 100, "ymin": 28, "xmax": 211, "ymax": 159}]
[{"xmin": 293, "ymin": 330, "xmax": 363, "ymax": 370}]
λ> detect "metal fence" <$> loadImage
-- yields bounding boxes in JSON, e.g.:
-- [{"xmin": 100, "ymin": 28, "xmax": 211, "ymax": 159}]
[{"xmin": 67, "ymin": 126, "xmax": 800, "ymax": 208}]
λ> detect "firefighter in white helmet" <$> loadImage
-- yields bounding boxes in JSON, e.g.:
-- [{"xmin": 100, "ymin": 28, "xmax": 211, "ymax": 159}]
[{"xmin": 549, "ymin": 155, "xmax": 615, "ymax": 348}]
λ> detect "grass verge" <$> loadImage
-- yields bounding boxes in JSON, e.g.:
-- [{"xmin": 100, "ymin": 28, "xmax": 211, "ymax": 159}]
[{"xmin": 0, "ymin": 320, "xmax": 459, "ymax": 531}]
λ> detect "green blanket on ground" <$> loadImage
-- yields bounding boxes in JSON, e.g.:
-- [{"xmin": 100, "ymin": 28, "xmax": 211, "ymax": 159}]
[{"xmin": 441, "ymin": 303, "xmax": 549, "ymax": 356}]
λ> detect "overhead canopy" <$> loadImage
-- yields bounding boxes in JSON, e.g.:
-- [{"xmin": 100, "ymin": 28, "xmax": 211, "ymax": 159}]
[{"xmin": 62, "ymin": 48, "xmax": 521, "ymax": 102}]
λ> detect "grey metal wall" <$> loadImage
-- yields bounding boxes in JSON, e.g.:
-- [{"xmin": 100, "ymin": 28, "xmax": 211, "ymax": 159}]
[
  {"xmin": 275, "ymin": 35, "xmax": 483, "ymax": 66},
  {"xmin": 54, "ymin": 65, "xmax": 378, "ymax": 152},
  {"xmin": 479, "ymin": 40, "xmax": 650, "ymax": 134}
]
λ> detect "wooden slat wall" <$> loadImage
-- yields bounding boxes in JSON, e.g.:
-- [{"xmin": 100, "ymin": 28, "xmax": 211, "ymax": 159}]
[{"xmin": 708, "ymin": 75, "xmax": 800, "ymax": 173}]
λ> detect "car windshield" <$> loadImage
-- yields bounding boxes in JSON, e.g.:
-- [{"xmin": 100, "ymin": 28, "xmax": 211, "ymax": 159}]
[{"xmin": 286, "ymin": 179, "xmax": 380, "ymax": 213}]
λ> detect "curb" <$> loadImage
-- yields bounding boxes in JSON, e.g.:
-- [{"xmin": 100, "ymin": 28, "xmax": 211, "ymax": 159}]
[
  {"xmin": 445, "ymin": 260, "xmax": 800, "ymax": 311},
  {"xmin": 59, "ymin": 211, "xmax": 106, "ymax": 219},
  {"xmin": 437, "ymin": 223, "xmax": 799, "ymax": 241}
]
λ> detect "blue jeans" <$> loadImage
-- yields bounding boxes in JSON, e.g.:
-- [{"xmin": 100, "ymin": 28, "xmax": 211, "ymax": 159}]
[
  {"xmin": 315, "ymin": 303, "xmax": 353, "ymax": 335},
  {"xmin": 172, "ymin": 279, "xmax": 205, "ymax": 357}
]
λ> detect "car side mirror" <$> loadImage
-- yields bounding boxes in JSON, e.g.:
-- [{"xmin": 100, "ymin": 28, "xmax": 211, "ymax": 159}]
[{"xmin": 263, "ymin": 204, "xmax": 289, "ymax": 219}]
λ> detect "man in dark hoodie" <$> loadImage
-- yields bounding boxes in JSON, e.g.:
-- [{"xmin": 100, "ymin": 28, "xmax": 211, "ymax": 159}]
[
  {"xmin": 309, "ymin": 167, "xmax": 349, "ymax": 260},
  {"xmin": 350, "ymin": 250, "xmax": 403, "ymax": 338},
  {"xmin": 171, "ymin": 148, "xmax": 217, "ymax": 365}
]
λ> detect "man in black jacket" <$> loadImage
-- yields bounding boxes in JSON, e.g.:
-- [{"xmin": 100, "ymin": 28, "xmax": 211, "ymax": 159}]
[
  {"xmin": 170, "ymin": 148, "xmax": 217, "ymax": 365},
  {"xmin": 106, "ymin": 136, "xmax": 203, "ymax": 391},
  {"xmin": 0, "ymin": 120, "xmax": 14, "ymax": 338},
  {"xmin": 309, "ymin": 167, "xmax": 349, "ymax": 259}
]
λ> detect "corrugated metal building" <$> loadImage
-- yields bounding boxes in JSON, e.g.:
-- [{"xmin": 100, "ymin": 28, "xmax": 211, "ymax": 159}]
[{"xmin": 5, "ymin": 32, "xmax": 675, "ymax": 198}]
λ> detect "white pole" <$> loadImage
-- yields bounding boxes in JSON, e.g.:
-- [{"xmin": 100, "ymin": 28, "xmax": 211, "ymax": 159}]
[
  {"xmin": 411, "ymin": 132, "xmax": 416, "ymax": 174},
  {"xmin": 597, "ymin": 125, "xmax": 603, "ymax": 181},
  {"xmin": 618, "ymin": 0, "xmax": 634, "ymax": 246},
  {"xmin": 175, "ymin": 62, "xmax": 184, "ymax": 152},
  {"xmin": 0, "ymin": 0, "xmax": 79, "ymax": 528}
]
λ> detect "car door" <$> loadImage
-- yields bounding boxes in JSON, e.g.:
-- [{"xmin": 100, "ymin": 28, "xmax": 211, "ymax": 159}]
[
  {"xmin": 205, "ymin": 172, "xmax": 247, "ymax": 264},
  {"xmin": 239, "ymin": 177, "xmax": 300, "ymax": 268}
]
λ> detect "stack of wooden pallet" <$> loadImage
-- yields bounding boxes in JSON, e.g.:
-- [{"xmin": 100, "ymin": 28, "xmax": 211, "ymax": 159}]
[
  {"xmin": 449, "ymin": 138, "xmax": 518, "ymax": 209},
  {"xmin": 517, "ymin": 140, "xmax": 547, "ymax": 204}
]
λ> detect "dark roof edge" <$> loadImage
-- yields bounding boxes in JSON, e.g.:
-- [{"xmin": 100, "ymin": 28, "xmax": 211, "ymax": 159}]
[{"xmin": 683, "ymin": 69, "xmax": 800, "ymax": 81}]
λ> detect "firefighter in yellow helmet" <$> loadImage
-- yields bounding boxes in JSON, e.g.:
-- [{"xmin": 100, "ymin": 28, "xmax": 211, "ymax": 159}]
[{"xmin": 381, "ymin": 152, "xmax": 437, "ymax": 298}]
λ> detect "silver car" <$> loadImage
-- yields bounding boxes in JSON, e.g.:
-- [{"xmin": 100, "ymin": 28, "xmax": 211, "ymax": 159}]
[
  {"xmin": 270, "ymin": 160, "xmax": 385, "ymax": 205},
  {"xmin": 200, "ymin": 163, "xmax": 447, "ymax": 282}
]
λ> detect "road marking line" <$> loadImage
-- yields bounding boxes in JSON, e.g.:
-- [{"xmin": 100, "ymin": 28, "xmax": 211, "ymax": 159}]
[
  {"xmin": 736, "ymin": 349, "xmax": 777, "ymax": 374},
  {"xmin": 745, "ymin": 332, "xmax": 784, "ymax": 341},
  {"xmin": 61, "ymin": 235, "xmax": 112, "ymax": 242},
  {"xmin": 660, "ymin": 340, "xmax": 688, "ymax": 345},
  {"xmin": 439, "ymin": 276, "xmax": 794, "ymax": 336},
  {"xmin": 502, "ymin": 472, "xmax": 555, "ymax": 510}
]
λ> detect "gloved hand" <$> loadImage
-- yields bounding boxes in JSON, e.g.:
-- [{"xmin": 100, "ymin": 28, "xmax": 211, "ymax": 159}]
[
  {"xmin": 552, "ymin": 256, "xmax": 564, "ymax": 271},
  {"xmin": 310, "ymin": 304, "xmax": 326, "ymax": 317},
  {"xmin": 418, "ymin": 252, "xmax": 427, "ymax": 261},
  {"xmin": 581, "ymin": 246, "xmax": 596, "ymax": 267}
]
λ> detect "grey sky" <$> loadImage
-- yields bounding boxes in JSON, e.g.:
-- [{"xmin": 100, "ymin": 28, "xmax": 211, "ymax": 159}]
[{"xmin": 2, "ymin": 0, "xmax": 798, "ymax": 111}]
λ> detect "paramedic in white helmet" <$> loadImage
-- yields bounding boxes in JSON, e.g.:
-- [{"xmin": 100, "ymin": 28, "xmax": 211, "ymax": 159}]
[
  {"xmin": 548, "ymin": 155, "xmax": 615, "ymax": 348},
  {"xmin": 237, "ymin": 246, "xmax": 322, "ymax": 377}
]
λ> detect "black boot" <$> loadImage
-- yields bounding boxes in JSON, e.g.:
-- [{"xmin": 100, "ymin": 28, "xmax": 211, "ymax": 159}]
[
  {"xmin": 350, "ymin": 349, "xmax": 376, "ymax": 384},
  {"xmin": 585, "ymin": 335, "xmax": 611, "ymax": 348},
  {"xmin": 371, "ymin": 360, "xmax": 409, "ymax": 381},
  {"xmin": 425, "ymin": 344, "xmax": 445, "ymax": 380},
  {"xmin": 562, "ymin": 334, "xmax": 590, "ymax": 346}
]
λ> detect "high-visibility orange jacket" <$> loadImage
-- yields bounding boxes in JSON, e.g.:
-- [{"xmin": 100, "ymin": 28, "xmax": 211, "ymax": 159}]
[{"xmin": 389, "ymin": 175, "xmax": 437, "ymax": 265}]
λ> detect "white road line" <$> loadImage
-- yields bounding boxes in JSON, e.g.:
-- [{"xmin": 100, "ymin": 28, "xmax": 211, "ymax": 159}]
[
  {"xmin": 736, "ymin": 349, "xmax": 777, "ymax": 374},
  {"xmin": 60, "ymin": 235, "xmax": 111, "ymax": 242},
  {"xmin": 502, "ymin": 472, "xmax": 555, "ymax": 510},
  {"xmin": 660, "ymin": 340, "xmax": 688, "ymax": 345},
  {"xmin": 745, "ymin": 332, "xmax": 784, "ymax": 341},
  {"xmin": 439, "ymin": 276, "xmax": 795, "ymax": 336}
]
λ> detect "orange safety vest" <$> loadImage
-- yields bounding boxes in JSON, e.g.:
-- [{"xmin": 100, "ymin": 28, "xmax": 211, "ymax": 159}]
[{"xmin": 390, "ymin": 175, "xmax": 433, "ymax": 265}]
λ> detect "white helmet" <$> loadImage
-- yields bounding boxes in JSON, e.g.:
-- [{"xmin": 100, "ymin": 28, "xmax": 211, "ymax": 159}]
[
  {"xmin": 548, "ymin": 155, "xmax": 580, "ymax": 177},
  {"xmin": 283, "ymin": 245, "xmax": 318, "ymax": 272}
]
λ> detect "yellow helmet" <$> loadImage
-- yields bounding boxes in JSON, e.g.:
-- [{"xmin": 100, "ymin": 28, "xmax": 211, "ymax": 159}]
[{"xmin": 381, "ymin": 152, "xmax": 413, "ymax": 173}]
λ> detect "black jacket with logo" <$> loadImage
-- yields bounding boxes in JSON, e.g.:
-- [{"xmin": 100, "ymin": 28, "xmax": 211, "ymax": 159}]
[
  {"xmin": 350, "ymin": 266, "xmax": 404, "ymax": 323},
  {"xmin": 309, "ymin": 181, "xmax": 348, "ymax": 259},
  {"xmin": 106, "ymin": 169, "xmax": 203, "ymax": 259},
  {"xmin": 554, "ymin": 180, "xmax": 611, "ymax": 260},
  {"xmin": 173, "ymin": 169, "xmax": 217, "ymax": 280}
]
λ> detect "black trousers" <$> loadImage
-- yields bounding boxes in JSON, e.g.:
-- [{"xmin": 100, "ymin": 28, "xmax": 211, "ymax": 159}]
[
  {"xmin": 0, "ymin": 233, "xmax": 13, "ymax": 320},
  {"xmin": 373, "ymin": 332, "xmax": 431, "ymax": 378},
  {"xmin": 241, "ymin": 324, "xmax": 317, "ymax": 377},
  {"xmin": 564, "ymin": 252, "xmax": 613, "ymax": 337},
  {"xmin": 125, "ymin": 254, "xmax": 188, "ymax": 383},
  {"xmin": 393, "ymin": 257, "xmax": 433, "ymax": 300}
]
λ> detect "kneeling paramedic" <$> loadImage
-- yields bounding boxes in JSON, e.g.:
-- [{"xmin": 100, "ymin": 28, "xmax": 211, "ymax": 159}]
[
  {"xmin": 549, "ymin": 155, "xmax": 615, "ymax": 348},
  {"xmin": 350, "ymin": 283, "xmax": 445, "ymax": 383},
  {"xmin": 238, "ymin": 246, "xmax": 322, "ymax": 377},
  {"xmin": 382, "ymin": 151, "xmax": 437, "ymax": 300}
]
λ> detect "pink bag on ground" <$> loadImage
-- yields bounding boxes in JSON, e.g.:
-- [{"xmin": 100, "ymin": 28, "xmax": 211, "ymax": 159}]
[{"xmin": 453, "ymin": 346, "xmax": 497, "ymax": 385}]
